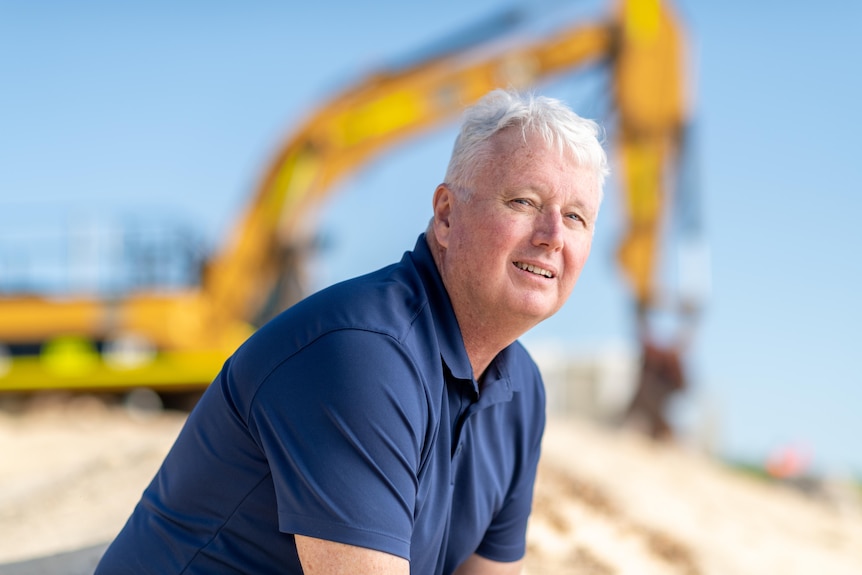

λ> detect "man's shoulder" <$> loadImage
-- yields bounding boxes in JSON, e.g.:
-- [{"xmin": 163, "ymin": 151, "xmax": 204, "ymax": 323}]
[
  {"xmin": 292, "ymin": 260, "xmax": 429, "ymax": 339},
  {"xmin": 501, "ymin": 340, "xmax": 543, "ymax": 382},
  {"xmin": 497, "ymin": 340, "xmax": 546, "ymax": 420},
  {"xmin": 230, "ymin": 258, "xmax": 431, "ymax": 379}
]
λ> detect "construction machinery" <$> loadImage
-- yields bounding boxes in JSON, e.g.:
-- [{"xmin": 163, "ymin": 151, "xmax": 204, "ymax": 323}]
[{"xmin": 0, "ymin": 0, "xmax": 698, "ymax": 397}]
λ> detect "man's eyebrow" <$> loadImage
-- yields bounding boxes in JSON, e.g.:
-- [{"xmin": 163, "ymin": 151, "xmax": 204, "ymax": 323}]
[{"xmin": 566, "ymin": 198, "xmax": 595, "ymax": 214}]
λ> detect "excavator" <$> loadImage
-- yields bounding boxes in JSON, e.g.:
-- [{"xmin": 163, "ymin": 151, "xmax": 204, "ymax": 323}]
[{"xmin": 0, "ymin": 0, "xmax": 700, "ymax": 422}]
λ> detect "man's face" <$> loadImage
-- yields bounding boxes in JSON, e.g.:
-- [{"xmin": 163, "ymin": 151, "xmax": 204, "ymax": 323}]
[{"xmin": 433, "ymin": 127, "xmax": 601, "ymax": 333}]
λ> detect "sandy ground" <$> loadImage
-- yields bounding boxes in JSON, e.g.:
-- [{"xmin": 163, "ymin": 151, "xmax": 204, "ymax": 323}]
[{"xmin": 1, "ymin": 394, "xmax": 861, "ymax": 574}]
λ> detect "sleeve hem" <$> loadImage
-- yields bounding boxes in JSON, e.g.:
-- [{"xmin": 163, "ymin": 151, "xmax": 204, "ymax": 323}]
[
  {"xmin": 280, "ymin": 513, "xmax": 411, "ymax": 560},
  {"xmin": 475, "ymin": 536, "xmax": 526, "ymax": 563}
]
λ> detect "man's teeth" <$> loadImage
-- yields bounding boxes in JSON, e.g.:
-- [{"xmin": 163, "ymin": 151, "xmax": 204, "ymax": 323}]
[{"xmin": 515, "ymin": 262, "xmax": 553, "ymax": 278}]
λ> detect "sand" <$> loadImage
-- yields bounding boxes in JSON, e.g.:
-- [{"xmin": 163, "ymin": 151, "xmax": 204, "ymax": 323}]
[{"xmin": 1, "ymin": 393, "xmax": 860, "ymax": 574}]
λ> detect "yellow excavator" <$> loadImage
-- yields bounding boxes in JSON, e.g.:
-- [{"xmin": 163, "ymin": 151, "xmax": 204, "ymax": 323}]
[{"xmin": 0, "ymin": 0, "xmax": 695, "ymax": 396}]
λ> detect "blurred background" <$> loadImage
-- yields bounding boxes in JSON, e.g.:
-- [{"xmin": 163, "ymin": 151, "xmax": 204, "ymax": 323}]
[{"xmin": 0, "ymin": 0, "xmax": 859, "ymax": 482}]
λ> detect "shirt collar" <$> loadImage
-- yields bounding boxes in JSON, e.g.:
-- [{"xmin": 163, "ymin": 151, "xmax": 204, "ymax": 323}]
[
  {"xmin": 407, "ymin": 234, "xmax": 518, "ymax": 403},
  {"xmin": 408, "ymin": 234, "xmax": 474, "ymax": 383}
]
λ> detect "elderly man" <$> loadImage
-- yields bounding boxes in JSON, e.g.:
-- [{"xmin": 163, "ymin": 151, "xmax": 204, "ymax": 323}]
[{"xmin": 96, "ymin": 88, "xmax": 607, "ymax": 575}]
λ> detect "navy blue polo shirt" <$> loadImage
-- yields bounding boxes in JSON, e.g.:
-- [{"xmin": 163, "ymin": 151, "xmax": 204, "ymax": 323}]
[{"xmin": 96, "ymin": 234, "xmax": 546, "ymax": 575}]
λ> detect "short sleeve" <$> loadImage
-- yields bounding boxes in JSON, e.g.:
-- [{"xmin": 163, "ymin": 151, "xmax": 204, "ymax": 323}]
[
  {"xmin": 245, "ymin": 329, "xmax": 429, "ymax": 560},
  {"xmin": 475, "ymin": 357, "xmax": 546, "ymax": 562},
  {"xmin": 474, "ymin": 430, "xmax": 542, "ymax": 562}
]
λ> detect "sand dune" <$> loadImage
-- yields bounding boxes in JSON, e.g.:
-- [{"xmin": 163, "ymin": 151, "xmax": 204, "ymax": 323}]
[{"xmin": 1, "ymin": 395, "xmax": 860, "ymax": 574}]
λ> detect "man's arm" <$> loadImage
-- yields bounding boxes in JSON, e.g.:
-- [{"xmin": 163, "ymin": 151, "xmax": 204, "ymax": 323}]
[
  {"xmin": 452, "ymin": 554, "xmax": 523, "ymax": 575},
  {"xmin": 295, "ymin": 535, "xmax": 409, "ymax": 575}
]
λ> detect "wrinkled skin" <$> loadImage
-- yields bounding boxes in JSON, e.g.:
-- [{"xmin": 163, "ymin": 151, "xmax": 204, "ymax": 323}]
[{"xmin": 430, "ymin": 126, "xmax": 602, "ymax": 376}]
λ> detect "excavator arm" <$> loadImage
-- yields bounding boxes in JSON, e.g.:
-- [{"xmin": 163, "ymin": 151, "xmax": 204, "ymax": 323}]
[
  {"xmin": 614, "ymin": 0, "xmax": 689, "ymax": 307},
  {"xmin": 203, "ymin": 20, "xmax": 615, "ymax": 326}
]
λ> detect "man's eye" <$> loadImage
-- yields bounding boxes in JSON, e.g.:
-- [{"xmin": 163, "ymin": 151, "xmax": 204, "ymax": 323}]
[
  {"xmin": 512, "ymin": 198, "xmax": 532, "ymax": 207},
  {"xmin": 566, "ymin": 213, "xmax": 584, "ymax": 224}
]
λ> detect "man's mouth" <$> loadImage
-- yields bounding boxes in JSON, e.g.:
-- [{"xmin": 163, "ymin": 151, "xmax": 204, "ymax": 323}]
[{"xmin": 514, "ymin": 262, "xmax": 554, "ymax": 278}]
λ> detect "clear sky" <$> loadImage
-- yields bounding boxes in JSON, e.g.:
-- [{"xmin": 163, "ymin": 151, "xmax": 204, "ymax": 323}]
[{"xmin": 1, "ymin": 0, "xmax": 860, "ymax": 476}]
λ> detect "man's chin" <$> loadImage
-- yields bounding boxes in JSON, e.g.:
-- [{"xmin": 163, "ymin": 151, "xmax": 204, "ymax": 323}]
[{"xmin": 513, "ymin": 300, "xmax": 561, "ymax": 327}]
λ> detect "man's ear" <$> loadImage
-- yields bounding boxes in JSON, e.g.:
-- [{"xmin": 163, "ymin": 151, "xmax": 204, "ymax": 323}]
[{"xmin": 431, "ymin": 183, "xmax": 453, "ymax": 248}]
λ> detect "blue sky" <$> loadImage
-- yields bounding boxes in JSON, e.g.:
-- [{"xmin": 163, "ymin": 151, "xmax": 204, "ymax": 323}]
[{"xmin": 1, "ymin": 0, "xmax": 860, "ymax": 476}]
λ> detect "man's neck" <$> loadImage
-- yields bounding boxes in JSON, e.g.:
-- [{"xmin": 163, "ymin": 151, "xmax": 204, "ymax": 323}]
[{"xmin": 459, "ymin": 322, "xmax": 519, "ymax": 383}]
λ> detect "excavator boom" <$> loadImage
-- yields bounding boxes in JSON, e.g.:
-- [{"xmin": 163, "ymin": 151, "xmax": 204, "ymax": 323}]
[{"xmin": 0, "ymin": 0, "xmax": 693, "ymax": 393}]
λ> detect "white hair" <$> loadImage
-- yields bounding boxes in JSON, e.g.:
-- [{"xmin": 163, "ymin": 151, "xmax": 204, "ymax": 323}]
[{"xmin": 444, "ymin": 89, "xmax": 609, "ymax": 200}]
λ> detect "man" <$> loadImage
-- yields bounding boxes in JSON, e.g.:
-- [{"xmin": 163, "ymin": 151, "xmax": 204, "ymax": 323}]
[{"xmin": 96, "ymin": 88, "xmax": 607, "ymax": 574}]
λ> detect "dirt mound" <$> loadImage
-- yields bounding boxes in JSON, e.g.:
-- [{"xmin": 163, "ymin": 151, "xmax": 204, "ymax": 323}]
[
  {"xmin": 527, "ymin": 418, "xmax": 862, "ymax": 574},
  {"xmin": 1, "ymin": 395, "xmax": 860, "ymax": 574}
]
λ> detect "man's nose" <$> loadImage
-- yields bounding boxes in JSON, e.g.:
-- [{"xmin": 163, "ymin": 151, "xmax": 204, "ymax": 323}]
[{"xmin": 533, "ymin": 210, "xmax": 564, "ymax": 251}]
